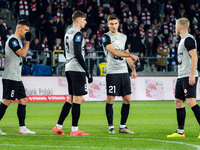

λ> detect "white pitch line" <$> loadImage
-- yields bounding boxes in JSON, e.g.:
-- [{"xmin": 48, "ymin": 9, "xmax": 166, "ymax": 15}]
[{"xmin": 11, "ymin": 134, "xmax": 200, "ymax": 150}]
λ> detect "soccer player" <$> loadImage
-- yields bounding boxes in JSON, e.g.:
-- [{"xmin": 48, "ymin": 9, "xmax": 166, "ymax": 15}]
[
  {"xmin": 167, "ymin": 18, "xmax": 200, "ymax": 138},
  {"xmin": 52, "ymin": 10, "xmax": 93, "ymax": 136},
  {"xmin": 0, "ymin": 19, "xmax": 35, "ymax": 135},
  {"xmin": 102, "ymin": 14, "xmax": 139, "ymax": 134}
]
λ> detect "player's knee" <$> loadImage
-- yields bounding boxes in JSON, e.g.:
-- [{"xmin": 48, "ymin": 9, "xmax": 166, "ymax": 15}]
[
  {"xmin": 175, "ymin": 99, "xmax": 184, "ymax": 107},
  {"xmin": 123, "ymin": 98, "xmax": 130, "ymax": 104},
  {"xmin": 19, "ymin": 98, "xmax": 27, "ymax": 105},
  {"xmin": 186, "ymin": 98, "xmax": 197, "ymax": 108}
]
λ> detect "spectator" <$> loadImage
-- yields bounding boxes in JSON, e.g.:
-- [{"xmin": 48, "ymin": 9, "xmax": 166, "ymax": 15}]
[
  {"xmin": 122, "ymin": 4, "xmax": 133, "ymax": 23},
  {"xmin": 119, "ymin": 23, "xmax": 124, "ymax": 33},
  {"xmin": 24, "ymin": 60, "xmax": 33, "ymax": 75},
  {"xmin": 85, "ymin": 5, "xmax": 95, "ymax": 30},
  {"xmin": 167, "ymin": 43, "xmax": 177, "ymax": 72},
  {"xmin": 38, "ymin": 0, "xmax": 51, "ymax": 15},
  {"xmin": 187, "ymin": 4, "xmax": 196, "ymax": 25},
  {"xmin": 41, "ymin": 36, "xmax": 49, "ymax": 65},
  {"xmin": 149, "ymin": 0, "xmax": 160, "ymax": 22},
  {"xmin": 132, "ymin": 15, "xmax": 138, "ymax": 28},
  {"xmin": 135, "ymin": 52, "xmax": 147, "ymax": 72},
  {"xmin": 63, "ymin": 4, "xmax": 75, "ymax": 25},
  {"xmin": 63, "ymin": 1, "xmax": 71, "ymax": 25},
  {"xmin": 15, "ymin": 0, "xmax": 29, "ymax": 21},
  {"xmin": 168, "ymin": 31, "xmax": 176, "ymax": 47},
  {"xmin": 29, "ymin": 0, "xmax": 40, "ymax": 25},
  {"xmin": 152, "ymin": 30, "xmax": 164, "ymax": 56},
  {"xmin": 155, "ymin": 40, "xmax": 169, "ymax": 71},
  {"xmin": 52, "ymin": 15, "xmax": 59, "ymax": 27},
  {"xmin": 157, "ymin": 0, "xmax": 165, "ymax": 16},
  {"xmin": 177, "ymin": 6, "xmax": 187, "ymax": 19},
  {"xmin": 146, "ymin": 24, "xmax": 156, "ymax": 56},
  {"xmin": 115, "ymin": 0, "xmax": 125, "ymax": 19},
  {"xmin": 52, "ymin": 0, "xmax": 61, "ymax": 14},
  {"xmin": 124, "ymin": 18, "xmax": 134, "ymax": 38},
  {"xmin": 128, "ymin": 29, "xmax": 143, "ymax": 55},
  {"xmin": 53, "ymin": 38, "xmax": 63, "ymax": 62},
  {"xmin": 6, "ymin": 27, "xmax": 13, "ymax": 39},
  {"xmin": 57, "ymin": 17, "xmax": 67, "ymax": 40},
  {"xmin": 101, "ymin": 13, "xmax": 108, "ymax": 32},
  {"xmin": 131, "ymin": 0, "xmax": 143, "ymax": 16},
  {"xmin": 161, "ymin": 16, "xmax": 173, "ymax": 42},
  {"xmin": 0, "ymin": 16, "xmax": 7, "ymax": 48},
  {"xmin": 30, "ymin": 38, "xmax": 41, "ymax": 50},
  {"xmin": 0, "ymin": 53, "xmax": 5, "ymax": 70},
  {"xmin": 164, "ymin": 0, "xmax": 173, "ymax": 15},
  {"xmin": 44, "ymin": 5, "xmax": 52, "ymax": 23},
  {"xmin": 35, "ymin": 13, "xmax": 46, "ymax": 38},
  {"xmin": 98, "ymin": 6, "xmax": 104, "ymax": 20},
  {"xmin": 138, "ymin": 22, "xmax": 145, "ymax": 45},
  {"xmin": 194, "ymin": 1, "xmax": 200, "ymax": 22},
  {"xmin": 169, "ymin": 9, "xmax": 176, "ymax": 25},
  {"xmin": 48, "ymin": 26, "xmax": 61, "ymax": 50},
  {"xmin": 141, "ymin": 7, "xmax": 151, "ymax": 31},
  {"xmin": 86, "ymin": 38, "xmax": 97, "ymax": 75},
  {"xmin": 96, "ymin": 24, "xmax": 104, "ymax": 46}
]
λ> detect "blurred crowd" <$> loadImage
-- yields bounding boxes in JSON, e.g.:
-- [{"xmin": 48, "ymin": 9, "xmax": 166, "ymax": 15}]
[{"xmin": 0, "ymin": 0, "xmax": 200, "ymax": 75}]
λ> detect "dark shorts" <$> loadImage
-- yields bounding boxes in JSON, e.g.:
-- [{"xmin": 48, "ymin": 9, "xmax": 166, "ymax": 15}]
[
  {"xmin": 175, "ymin": 77, "xmax": 198, "ymax": 100},
  {"xmin": 2, "ymin": 79, "xmax": 26, "ymax": 100},
  {"xmin": 66, "ymin": 71, "xmax": 87, "ymax": 96},
  {"xmin": 106, "ymin": 73, "xmax": 131, "ymax": 96}
]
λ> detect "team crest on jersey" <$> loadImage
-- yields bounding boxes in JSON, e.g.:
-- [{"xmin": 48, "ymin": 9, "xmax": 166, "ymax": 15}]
[
  {"xmin": 12, "ymin": 40, "xmax": 18, "ymax": 47},
  {"xmin": 102, "ymin": 36, "xmax": 106, "ymax": 43},
  {"xmin": 121, "ymin": 40, "xmax": 125, "ymax": 44},
  {"xmin": 184, "ymin": 89, "xmax": 187, "ymax": 94},
  {"xmin": 75, "ymin": 35, "xmax": 81, "ymax": 42}
]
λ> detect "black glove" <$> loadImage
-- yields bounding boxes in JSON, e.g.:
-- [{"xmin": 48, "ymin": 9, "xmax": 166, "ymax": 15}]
[
  {"xmin": 87, "ymin": 73, "xmax": 93, "ymax": 84},
  {"xmin": 25, "ymin": 32, "xmax": 32, "ymax": 41}
]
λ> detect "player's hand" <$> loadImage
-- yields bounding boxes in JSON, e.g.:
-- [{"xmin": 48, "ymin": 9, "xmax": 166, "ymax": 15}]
[
  {"xmin": 189, "ymin": 75, "xmax": 195, "ymax": 86},
  {"xmin": 25, "ymin": 32, "xmax": 32, "ymax": 41},
  {"xmin": 131, "ymin": 69, "xmax": 137, "ymax": 79},
  {"xmin": 87, "ymin": 73, "xmax": 93, "ymax": 84},
  {"xmin": 130, "ymin": 54, "xmax": 140, "ymax": 62}
]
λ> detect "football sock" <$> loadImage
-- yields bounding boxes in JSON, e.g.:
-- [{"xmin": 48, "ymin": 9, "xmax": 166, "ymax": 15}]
[
  {"xmin": 20, "ymin": 126, "xmax": 26, "ymax": 131},
  {"xmin": 177, "ymin": 129, "xmax": 184, "ymax": 134},
  {"xmin": 106, "ymin": 103, "xmax": 113, "ymax": 126},
  {"xmin": 176, "ymin": 107, "xmax": 185, "ymax": 130},
  {"xmin": 191, "ymin": 104, "xmax": 200, "ymax": 125},
  {"xmin": 120, "ymin": 125, "xmax": 126, "ymax": 128},
  {"xmin": 57, "ymin": 102, "xmax": 72, "ymax": 125},
  {"xmin": 72, "ymin": 126, "xmax": 78, "ymax": 132},
  {"xmin": 56, "ymin": 124, "xmax": 62, "ymax": 129},
  {"xmin": 72, "ymin": 103, "xmax": 80, "ymax": 126},
  {"xmin": 120, "ymin": 103, "xmax": 130, "ymax": 125},
  {"xmin": 17, "ymin": 104, "xmax": 26, "ymax": 126},
  {"xmin": 0, "ymin": 103, "xmax": 8, "ymax": 120},
  {"xmin": 109, "ymin": 126, "xmax": 114, "ymax": 130}
]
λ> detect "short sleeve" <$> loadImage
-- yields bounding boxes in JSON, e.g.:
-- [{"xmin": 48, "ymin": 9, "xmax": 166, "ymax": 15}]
[
  {"xmin": 184, "ymin": 37, "xmax": 196, "ymax": 51},
  {"xmin": 102, "ymin": 34, "xmax": 111, "ymax": 47},
  {"xmin": 8, "ymin": 38, "xmax": 21, "ymax": 53}
]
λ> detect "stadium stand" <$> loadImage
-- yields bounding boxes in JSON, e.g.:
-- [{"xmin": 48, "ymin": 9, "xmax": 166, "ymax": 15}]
[{"xmin": 0, "ymin": 0, "xmax": 200, "ymax": 76}]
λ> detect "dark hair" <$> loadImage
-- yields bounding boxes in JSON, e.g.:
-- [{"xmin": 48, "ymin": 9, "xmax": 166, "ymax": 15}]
[
  {"xmin": 17, "ymin": 19, "xmax": 29, "ymax": 27},
  {"xmin": 72, "ymin": 10, "xmax": 86, "ymax": 22},
  {"xmin": 107, "ymin": 14, "xmax": 120, "ymax": 22}
]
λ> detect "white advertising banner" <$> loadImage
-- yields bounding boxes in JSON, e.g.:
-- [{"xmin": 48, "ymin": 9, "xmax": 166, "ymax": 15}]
[{"xmin": 0, "ymin": 76, "xmax": 199, "ymax": 102}]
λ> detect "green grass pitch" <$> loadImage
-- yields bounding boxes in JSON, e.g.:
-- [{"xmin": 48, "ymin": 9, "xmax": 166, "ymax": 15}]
[{"xmin": 0, "ymin": 101, "xmax": 199, "ymax": 150}]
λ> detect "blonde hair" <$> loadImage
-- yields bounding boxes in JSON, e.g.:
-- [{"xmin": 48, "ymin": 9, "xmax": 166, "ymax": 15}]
[{"xmin": 176, "ymin": 18, "xmax": 190, "ymax": 29}]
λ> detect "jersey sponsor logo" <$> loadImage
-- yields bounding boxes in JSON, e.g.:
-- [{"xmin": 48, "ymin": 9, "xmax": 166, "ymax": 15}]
[
  {"xmin": 12, "ymin": 40, "xmax": 18, "ymax": 47},
  {"xmin": 75, "ymin": 35, "xmax": 81, "ymax": 42},
  {"xmin": 102, "ymin": 36, "xmax": 106, "ymax": 43}
]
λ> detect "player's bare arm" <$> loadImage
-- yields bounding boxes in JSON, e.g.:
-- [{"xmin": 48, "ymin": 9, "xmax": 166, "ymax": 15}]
[
  {"xmin": 189, "ymin": 49, "xmax": 198, "ymax": 86},
  {"xmin": 125, "ymin": 49, "xmax": 137, "ymax": 79}
]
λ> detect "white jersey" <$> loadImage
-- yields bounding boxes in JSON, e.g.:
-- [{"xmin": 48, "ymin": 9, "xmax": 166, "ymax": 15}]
[{"xmin": 2, "ymin": 34, "xmax": 23, "ymax": 81}]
